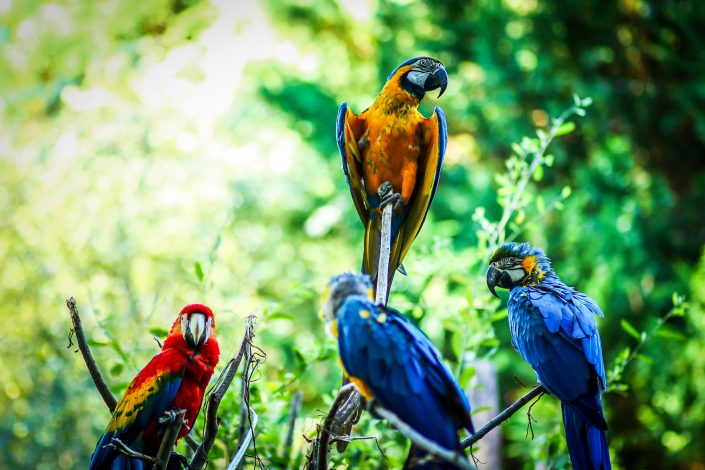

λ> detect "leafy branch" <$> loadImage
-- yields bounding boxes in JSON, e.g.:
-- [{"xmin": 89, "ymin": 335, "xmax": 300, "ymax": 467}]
[
  {"xmin": 476, "ymin": 94, "xmax": 592, "ymax": 257},
  {"xmin": 607, "ymin": 293, "xmax": 688, "ymax": 393}
]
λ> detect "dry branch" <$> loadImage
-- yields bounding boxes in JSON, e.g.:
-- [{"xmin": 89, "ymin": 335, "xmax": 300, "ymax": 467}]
[
  {"xmin": 315, "ymin": 384, "xmax": 356, "ymax": 470},
  {"xmin": 155, "ymin": 409, "xmax": 186, "ymax": 469},
  {"xmin": 375, "ymin": 200, "xmax": 393, "ymax": 305},
  {"xmin": 66, "ymin": 297, "xmax": 118, "ymax": 412},
  {"xmin": 226, "ymin": 409, "xmax": 259, "ymax": 470},
  {"xmin": 283, "ymin": 391, "xmax": 303, "ymax": 462},
  {"xmin": 190, "ymin": 314, "xmax": 256, "ymax": 470},
  {"xmin": 462, "ymin": 385, "xmax": 545, "ymax": 449}
]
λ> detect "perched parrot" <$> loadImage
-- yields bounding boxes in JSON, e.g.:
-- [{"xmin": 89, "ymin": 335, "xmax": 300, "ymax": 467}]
[
  {"xmin": 336, "ymin": 57, "xmax": 448, "ymax": 301},
  {"xmin": 486, "ymin": 242, "xmax": 611, "ymax": 470},
  {"xmin": 321, "ymin": 273, "xmax": 474, "ymax": 469},
  {"xmin": 90, "ymin": 304, "xmax": 220, "ymax": 469}
]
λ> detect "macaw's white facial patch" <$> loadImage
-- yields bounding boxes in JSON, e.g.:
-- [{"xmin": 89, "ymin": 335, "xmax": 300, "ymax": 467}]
[
  {"xmin": 406, "ymin": 70, "xmax": 427, "ymax": 88},
  {"xmin": 507, "ymin": 267, "xmax": 527, "ymax": 282}
]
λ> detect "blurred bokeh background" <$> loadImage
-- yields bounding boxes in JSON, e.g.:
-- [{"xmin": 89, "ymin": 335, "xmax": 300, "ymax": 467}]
[{"xmin": 2, "ymin": 0, "xmax": 704, "ymax": 468}]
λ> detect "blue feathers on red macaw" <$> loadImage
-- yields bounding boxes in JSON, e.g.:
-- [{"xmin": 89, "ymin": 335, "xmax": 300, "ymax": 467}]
[
  {"xmin": 90, "ymin": 304, "xmax": 220, "ymax": 469},
  {"xmin": 336, "ymin": 57, "xmax": 448, "ymax": 301},
  {"xmin": 486, "ymin": 242, "xmax": 611, "ymax": 470},
  {"xmin": 321, "ymin": 273, "xmax": 474, "ymax": 469}
]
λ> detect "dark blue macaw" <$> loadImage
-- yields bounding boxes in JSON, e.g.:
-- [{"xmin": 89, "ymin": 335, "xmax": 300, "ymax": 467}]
[
  {"xmin": 321, "ymin": 273, "xmax": 474, "ymax": 469},
  {"xmin": 486, "ymin": 242, "xmax": 611, "ymax": 470}
]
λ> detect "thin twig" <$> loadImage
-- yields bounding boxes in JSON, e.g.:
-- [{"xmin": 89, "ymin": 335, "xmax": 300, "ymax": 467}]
[
  {"xmin": 66, "ymin": 297, "xmax": 118, "ymax": 412},
  {"xmin": 316, "ymin": 384, "xmax": 356, "ymax": 470},
  {"xmin": 462, "ymin": 385, "xmax": 545, "ymax": 448},
  {"xmin": 226, "ymin": 409, "xmax": 259, "ymax": 470},
  {"xmin": 107, "ymin": 437, "xmax": 159, "ymax": 464},
  {"xmin": 490, "ymin": 106, "xmax": 579, "ymax": 249},
  {"xmin": 283, "ymin": 391, "xmax": 303, "ymax": 462},
  {"xmin": 190, "ymin": 314, "xmax": 256, "ymax": 470},
  {"xmin": 184, "ymin": 434, "xmax": 199, "ymax": 452},
  {"xmin": 376, "ymin": 201, "xmax": 393, "ymax": 305},
  {"xmin": 372, "ymin": 404, "xmax": 473, "ymax": 470},
  {"xmin": 236, "ymin": 341, "xmax": 252, "ymax": 447},
  {"xmin": 154, "ymin": 409, "xmax": 186, "ymax": 469},
  {"xmin": 234, "ymin": 339, "xmax": 253, "ymax": 470}
]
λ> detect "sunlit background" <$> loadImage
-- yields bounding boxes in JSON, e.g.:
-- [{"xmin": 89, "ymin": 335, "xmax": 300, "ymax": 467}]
[{"xmin": 2, "ymin": 0, "xmax": 705, "ymax": 468}]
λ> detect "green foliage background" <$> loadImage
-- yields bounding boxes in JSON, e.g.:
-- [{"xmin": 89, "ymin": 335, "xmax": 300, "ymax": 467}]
[{"xmin": 1, "ymin": 0, "xmax": 704, "ymax": 468}]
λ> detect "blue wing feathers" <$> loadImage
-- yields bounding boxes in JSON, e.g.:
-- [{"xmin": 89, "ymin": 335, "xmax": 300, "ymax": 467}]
[
  {"xmin": 337, "ymin": 297, "xmax": 473, "ymax": 455},
  {"xmin": 509, "ymin": 278, "xmax": 610, "ymax": 469},
  {"xmin": 336, "ymin": 102, "xmax": 349, "ymax": 179}
]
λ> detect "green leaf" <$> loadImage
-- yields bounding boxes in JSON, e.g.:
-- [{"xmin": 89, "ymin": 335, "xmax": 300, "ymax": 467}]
[
  {"xmin": 110, "ymin": 362, "xmax": 124, "ymax": 376},
  {"xmin": 636, "ymin": 353, "xmax": 652, "ymax": 364},
  {"xmin": 149, "ymin": 327, "xmax": 169, "ymax": 338},
  {"xmin": 194, "ymin": 261, "xmax": 204, "ymax": 282},
  {"xmin": 620, "ymin": 319, "xmax": 641, "ymax": 340},
  {"xmin": 561, "ymin": 185, "xmax": 572, "ymax": 198},
  {"xmin": 554, "ymin": 121, "xmax": 576, "ymax": 137},
  {"xmin": 655, "ymin": 326, "xmax": 686, "ymax": 341},
  {"xmin": 459, "ymin": 367, "xmax": 476, "ymax": 388}
]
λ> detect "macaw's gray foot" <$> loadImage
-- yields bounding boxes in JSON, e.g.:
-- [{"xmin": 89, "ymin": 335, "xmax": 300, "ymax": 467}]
[
  {"xmin": 159, "ymin": 409, "xmax": 179, "ymax": 425},
  {"xmin": 378, "ymin": 181, "xmax": 403, "ymax": 210}
]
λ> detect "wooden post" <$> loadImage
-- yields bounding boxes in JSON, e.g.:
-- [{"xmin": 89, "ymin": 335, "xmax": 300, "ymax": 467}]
[{"xmin": 468, "ymin": 359, "xmax": 502, "ymax": 469}]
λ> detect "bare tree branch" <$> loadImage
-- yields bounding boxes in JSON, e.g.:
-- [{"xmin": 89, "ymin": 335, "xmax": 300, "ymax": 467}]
[
  {"xmin": 282, "ymin": 391, "xmax": 303, "ymax": 462},
  {"xmin": 370, "ymin": 404, "xmax": 473, "ymax": 470},
  {"xmin": 66, "ymin": 297, "xmax": 118, "ymax": 412},
  {"xmin": 106, "ymin": 438, "xmax": 159, "ymax": 464},
  {"xmin": 226, "ymin": 409, "xmax": 259, "ymax": 470},
  {"xmin": 154, "ymin": 409, "xmax": 186, "ymax": 469},
  {"xmin": 315, "ymin": 384, "xmax": 356, "ymax": 470},
  {"xmin": 375, "ymin": 196, "xmax": 394, "ymax": 305},
  {"xmin": 190, "ymin": 314, "xmax": 256, "ymax": 470},
  {"xmin": 462, "ymin": 385, "xmax": 545, "ymax": 449}
]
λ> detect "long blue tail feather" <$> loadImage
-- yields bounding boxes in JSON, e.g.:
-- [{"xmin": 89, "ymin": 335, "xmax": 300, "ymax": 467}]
[{"xmin": 562, "ymin": 403, "xmax": 611, "ymax": 470}]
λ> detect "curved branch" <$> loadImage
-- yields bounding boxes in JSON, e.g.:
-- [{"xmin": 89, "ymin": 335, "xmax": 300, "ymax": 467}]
[
  {"xmin": 190, "ymin": 314, "xmax": 256, "ymax": 470},
  {"xmin": 372, "ymin": 404, "xmax": 473, "ymax": 470},
  {"xmin": 316, "ymin": 383, "xmax": 356, "ymax": 470},
  {"xmin": 226, "ymin": 409, "xmax": 259, "ymax": 470},
  {"xmin": 462, "ymin": 385, "xmax": 545, "ymax": 449},
  {"xmin": 66, "ymin": 297, "xmax": 118, "ymax": 411}
]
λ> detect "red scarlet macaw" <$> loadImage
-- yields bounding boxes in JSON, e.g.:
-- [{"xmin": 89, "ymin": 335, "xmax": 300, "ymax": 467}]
[
  {"xmin": 90, "ymin": 304, "xmax": 220, "ymax": 469},
  {"xmin": 336, "ymin": 57, "xmax": 448, "ymax": 301}
]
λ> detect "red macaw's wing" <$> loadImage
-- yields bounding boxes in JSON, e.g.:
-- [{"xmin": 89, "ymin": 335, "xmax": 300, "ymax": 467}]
[
  {"xmin": 397, "ymin": 106, "xmax": 447, "ymax": 265},
  {"xmin": 336, "ymin": 102, "xmax": 369, "ymax": 225},
  {"xmin": 89, "ymin": 349, "xmax": 185, "ymax": 469}
]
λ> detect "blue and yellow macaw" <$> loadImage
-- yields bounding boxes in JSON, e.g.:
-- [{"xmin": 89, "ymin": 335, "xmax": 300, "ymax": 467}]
[
  {"xmin": 336, "ymin": 57, "xmax": 448, "ymax": 301},
  {"xmin": 486, "ymin": 242, "xmax": 611, "ymax": 470},
  {"xmin": 321, "ymin": 273, "xmax": 474, "ymax": 469}
]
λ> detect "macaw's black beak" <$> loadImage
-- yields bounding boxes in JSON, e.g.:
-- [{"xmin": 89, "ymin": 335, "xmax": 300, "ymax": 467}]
[
  {"xmin": 486, "ymin": 266, "xmax": 513, "ymax": 298},
  {"xmin": 424, "ymin": 65, "xmax": 448, "ymax": 98}
]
